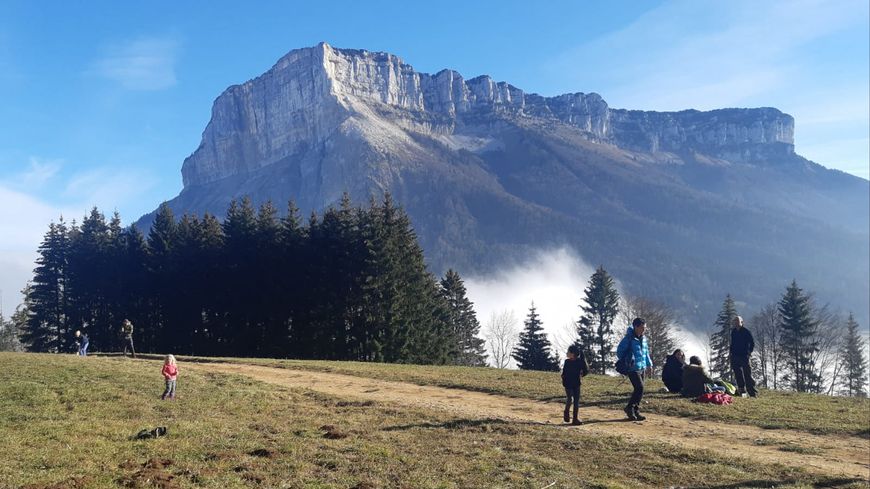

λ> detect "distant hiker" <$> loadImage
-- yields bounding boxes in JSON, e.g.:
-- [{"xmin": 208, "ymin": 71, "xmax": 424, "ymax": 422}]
[
  {"xmin": 661, "ymin": 349, "xmax": 685, "ymax": 393},
  {"xmin": 681, "ymin": 356, "xmax": 715, "ymax": 398},
  {"xmin": 616, "ymin": 317, "xmax": 653, "ymax": 421},
  {"xmin": 121, "ymin": 319, "xmax": 136, "ymax": 358},
  {"xmin": 161, "ymin": 355, "xmax": 178, "ymax": 400},
  {"xmin": 561, "ymin": 344, "xmax": 590, "ymax": 425},
  {"xmin": 730, "ymin": 315, "xmax": 758, "ymax": 397},
  {"xmin": 74, "ymin": 330, "xmax": 89, "ymax": 356}
]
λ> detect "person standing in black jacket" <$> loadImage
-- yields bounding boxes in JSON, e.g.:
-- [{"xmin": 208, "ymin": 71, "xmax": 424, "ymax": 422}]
[
  {"xmin": 561, "ymin": 344, "xmax": 589, "ymax": 425},
  {"xmin": 730, "ymin": 315, "xmax": 758, "ymax": 397}
]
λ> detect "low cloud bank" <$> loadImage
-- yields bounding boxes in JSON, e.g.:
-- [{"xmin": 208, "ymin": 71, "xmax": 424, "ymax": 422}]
[
  {"xmin": 464, "ymin": 247, "xmax": 713, "ymax": 367},
  {"xmin": 464, "ymin": 248, "xmax": 601, "ymax": 363}
]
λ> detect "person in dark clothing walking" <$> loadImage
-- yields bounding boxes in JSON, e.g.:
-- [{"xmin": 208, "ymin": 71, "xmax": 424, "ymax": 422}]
[
  {"xmin": 730, "ymin": 315, "xmax": 758, "ymax": 397},
  {"xmin": 661, "ymin": 349, "xmax": 685, "ymax": 393},
  {"xmin": 616, "ymin": 317, "xmax": 653, "ymax": 421},
  {"xmin": 121, "ymin": 319, "xmax": 136, "ymax": 358},
  {"xmin": 561, "ymin": 344, "xmax": 589, "ymax": 425}
]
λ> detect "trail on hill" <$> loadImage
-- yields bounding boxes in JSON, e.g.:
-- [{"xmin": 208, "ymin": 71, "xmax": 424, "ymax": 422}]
[{"xmin": 187, "ymin": 362, "xmax": 869, "ymax": 479}]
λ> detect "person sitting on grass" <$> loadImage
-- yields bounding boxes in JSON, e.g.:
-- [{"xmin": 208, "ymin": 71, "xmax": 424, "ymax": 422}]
[
  {"xmin": 161, "ymin": 355, "xmax": 178, "ymax": 401},
  {"xmin": 561, "ymin": 344, "xmax": 590, "ymax": 425},
  {"xmin": 74, "ymin": 330, "xmax": 89, "ymax": 357},
  {"xmin": 661, "ymin": 349, "xmax": 685, "ymax": 393},
  {"xmin": 681, "ymin": 356, "xmax": 715, "ymax": 398}
]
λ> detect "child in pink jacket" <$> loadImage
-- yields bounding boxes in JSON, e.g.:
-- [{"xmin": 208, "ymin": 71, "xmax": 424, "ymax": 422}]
[{"xmin": 161, "ymin": 355, "xmax": 178, "ymax": 400}]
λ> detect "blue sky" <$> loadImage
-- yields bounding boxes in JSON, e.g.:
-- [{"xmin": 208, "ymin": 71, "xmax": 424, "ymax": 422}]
[{"xmin": 0, "ymin": 0, "xmax": 868, "ymax": 314}]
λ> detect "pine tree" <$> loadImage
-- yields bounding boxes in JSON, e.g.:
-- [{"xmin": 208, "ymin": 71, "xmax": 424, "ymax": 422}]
[
  {"xmin": 838, "ymin": 313, "xmax": 868, "ymax": 397},
  {"xmin": 513, "ymin": 303, "xmax": 559, "ymax": 371},
  {"xmin": 576, "ymin": 266, "xmax": 620, "ymax": 374},
  {"xmin": 778, "ymin": 280, "xmax": 820, "ymax": 392},
  {"xmin": 146, "ymin": 202, "xmax": 179, "ymax": 353},
  {"xmin": 440, "ymin": 269, "xmax": 486, "ymax": 366},
  {"xmin": 221, "ymin": 198, "xmax": 259, "ymax": 355},
  {"xmin": 67, "ymin": 207, "xmax": 112, "ymax": 350},
  {"xmin": 709, "ymin": 294, "xmax": 738, "ymax": 380},
  {"xmin": 22, "ymin": 219, "xmax": 69, "ymax": 352}
]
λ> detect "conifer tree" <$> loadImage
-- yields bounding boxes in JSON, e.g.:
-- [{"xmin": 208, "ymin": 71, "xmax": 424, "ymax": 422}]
[
  {"xmin": 778, "ymin": 281, "xmax": 820, "ymax": 392},
  {"xmin": 22, "ymin": 219, "xmax": 69, "ymax": 352},
  {"xmin": 576, "ymin": 266, "xmax": 620, "ymax": 374},
  {"xmin": 513, "ymin": 303, "xmax": 559, "ymax": 371},
  {"xmin": 67, "ymin": 207, "xmax": 112, "ymax": 349},
  {"xmin": 709, "ymin": 294, "xmax": 738, "ymax": 380},
  {"xmin": 838, "ymin": 313, "xmax": 868, "ymax": 397},
  {"xmin": 440, "ymin": 269, "xmax": 486, "ymax": 366}
]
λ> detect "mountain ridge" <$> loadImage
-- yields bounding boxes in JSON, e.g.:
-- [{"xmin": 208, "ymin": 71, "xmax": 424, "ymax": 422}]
[{"xmin": 140, "ymin": 42, "xmax": 869, "ymax": 329}]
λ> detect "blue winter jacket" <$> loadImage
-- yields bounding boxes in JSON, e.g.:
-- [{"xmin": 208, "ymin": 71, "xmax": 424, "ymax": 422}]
[{"xmin": 616, "ymin": 326, "xmax": 653, "ymax": 372}]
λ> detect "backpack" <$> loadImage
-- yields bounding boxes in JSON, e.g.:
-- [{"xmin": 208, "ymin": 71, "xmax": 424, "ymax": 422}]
[
  {"xmin": 717, "ymin": 380, "xmax": 737, "ymax": 396},
  {"xmin": 614, "ymin": 352, "xmax": 634, "ymax": 375}
]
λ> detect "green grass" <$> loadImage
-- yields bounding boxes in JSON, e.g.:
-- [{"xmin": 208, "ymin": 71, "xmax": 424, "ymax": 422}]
[
  {"xmin": 155, "ymin": 354, "xmax": 870, "ymax": 438},
  {"xmin": 1, "ymin": 352, "xmax": 866, "ymax": 489}
]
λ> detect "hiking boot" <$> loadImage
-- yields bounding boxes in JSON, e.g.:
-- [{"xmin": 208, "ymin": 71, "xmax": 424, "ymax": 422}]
[
  {"xmin": 632, "ymin": 406, "xmax": 646, "ymax": 422},
  {"xmin": 571, "ymin": 418, "xmax": 583, "ymax": 426},
  {"xmin": 624, "ymin": 405, "xmax": 638, "ymax": 421},
  {"xmin": 749, "ymin": 391, "xmax": 758, "ymax": 398},
  {"xmin": 563, "ymin": 409, "xmax": 570, "ymax": 423}
]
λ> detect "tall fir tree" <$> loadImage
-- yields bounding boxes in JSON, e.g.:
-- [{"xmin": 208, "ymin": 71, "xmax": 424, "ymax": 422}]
[
  {"xmin": 778, "ymin": 280, "xmax": 820, "ymax": 392},
  {"xmin": 709, "ymin": 294, "xmax": 738, "ymax": 380},
  {"xmin": 513, "ymin": 303, "xmax": 559, "ymax": 371},
  {"xmin": 838, "ymin": 313, "xmax": 868, "ymax": 397},
  {"xmin": 22, "ymin": 219, "xmax": 69, "ymax": 352},
  {"xmin": 440, "ymin": 269, "xmax": 487, "ymax": 366},
  {"xmin": 576, "ymin": 266, "xmax": 620, "ymax": 374},
  {"xmin": 66, "ymin": 207, "xmax": 112, "ymax": 349}
]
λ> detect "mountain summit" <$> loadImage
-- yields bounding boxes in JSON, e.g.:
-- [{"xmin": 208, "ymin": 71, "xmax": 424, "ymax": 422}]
[{"xmin": 143, "ymin": 43, "xmax": 869, "ymax": 328}]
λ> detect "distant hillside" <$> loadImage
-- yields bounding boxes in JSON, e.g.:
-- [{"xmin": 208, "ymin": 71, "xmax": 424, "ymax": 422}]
[{"xmin": 138, "ymin": 43, "xmax": 870, "ymax": 329}]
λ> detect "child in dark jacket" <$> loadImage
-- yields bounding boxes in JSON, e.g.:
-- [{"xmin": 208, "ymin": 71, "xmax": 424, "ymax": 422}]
[{"xmin": 561, "ymin": 344, "xmax": 590, "ymax": 425}]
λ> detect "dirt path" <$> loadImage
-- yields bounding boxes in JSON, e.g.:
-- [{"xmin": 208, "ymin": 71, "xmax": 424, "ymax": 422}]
[{"xmin": 188, "ymin": 362, "xmax": 870, "ymax": 479}]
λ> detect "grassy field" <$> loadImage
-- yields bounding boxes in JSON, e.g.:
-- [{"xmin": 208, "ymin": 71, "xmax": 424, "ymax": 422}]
[
  {"xmin": 1, "ymin": 352, "xmax": 866, "ymax": 489},
  {"xmin": 155, "ymin": 355, "xmax": 870, "ymax": 437}
]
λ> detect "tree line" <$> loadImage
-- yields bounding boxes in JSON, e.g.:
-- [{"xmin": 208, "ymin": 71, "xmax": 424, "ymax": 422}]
[
  {"xmin": 6, "ymin": 195, "xmax": 867, "ymax": 396},
  {"xmin": 488, "ymin": 267, "xmax": 867, "ymax": 397},
  {"xmin": 14, "ymin": 194, "xmax": 486, "ymax": 365}
]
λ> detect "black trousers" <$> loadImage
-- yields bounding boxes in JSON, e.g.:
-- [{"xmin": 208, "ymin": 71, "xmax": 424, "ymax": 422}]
[
  {"xmin": 731, "ymin": 355, "xmax": 757, "ymax": 395},
  {"xmin": 627, "ymin": 371, "xmax": 644, "ymax": 406},
  {"xmin": 564, "ymin": 386, "xmax": 580, "ymax": 419}
]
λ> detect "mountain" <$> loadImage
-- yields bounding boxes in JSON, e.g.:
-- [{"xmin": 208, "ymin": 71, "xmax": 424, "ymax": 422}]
[{"xmin": 139, "ymin": 42, "xmax": 870, "ymax": 329}]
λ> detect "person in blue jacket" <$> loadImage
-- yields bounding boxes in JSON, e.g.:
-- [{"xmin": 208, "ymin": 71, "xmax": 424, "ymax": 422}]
[{"xmin": 616, "ymin": 317, "xmax": 653, "ymax": 421}]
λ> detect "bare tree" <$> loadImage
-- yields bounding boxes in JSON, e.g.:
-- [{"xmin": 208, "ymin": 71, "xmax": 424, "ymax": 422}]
[
  {"xmin": 807, "ymin": 302, "xmax": 844, "ymax": 395},
  {"xmin": 485, "ymin": 310, "xmax": 519, "ymax": 369},
  {"xmin": 619, "ymin": 295, "xmax": 682, "ymax": 376},
  {"xmin": 751, "ymin": 303, "xmax": 782, "ymax": 389},
  {"xmin": 551, "ymin": 320, "xmax": 579, "ymax": 363}
]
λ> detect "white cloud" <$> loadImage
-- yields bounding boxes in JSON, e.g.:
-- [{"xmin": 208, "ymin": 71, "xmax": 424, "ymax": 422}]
[
  {"xmin": 62, "ymin": 167, "xmax": 159, "ymax": 212},
  {"xmin": 9, "ymin": 157, "xmax": 63, "ymax": 188},
  {"xmin": 0, "ymin": 184, "xmax": 77, "ymax": 318},
  {"xmin": 0, "ymin": 163, "xmax": 159, "ymax": 316},
  {"xmin": 93, "ymin": 37, "xmax": 179, "ymax": 90},
  {"xmin": 544, "ymin": 0, "xmax": 868, "ymax": 177},
  {"xmin": 549, "ymin": 0, "xmax": 864, "ymax": 110}
]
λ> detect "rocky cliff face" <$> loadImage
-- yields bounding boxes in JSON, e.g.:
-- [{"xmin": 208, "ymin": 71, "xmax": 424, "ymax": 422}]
[
  {"xmin": 182, "ymin": 43, "xmax": 795, "ymax": 188},
  {"xmin": 151, "ymin": 43, "xmax": 867, "ymax": 331}
]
